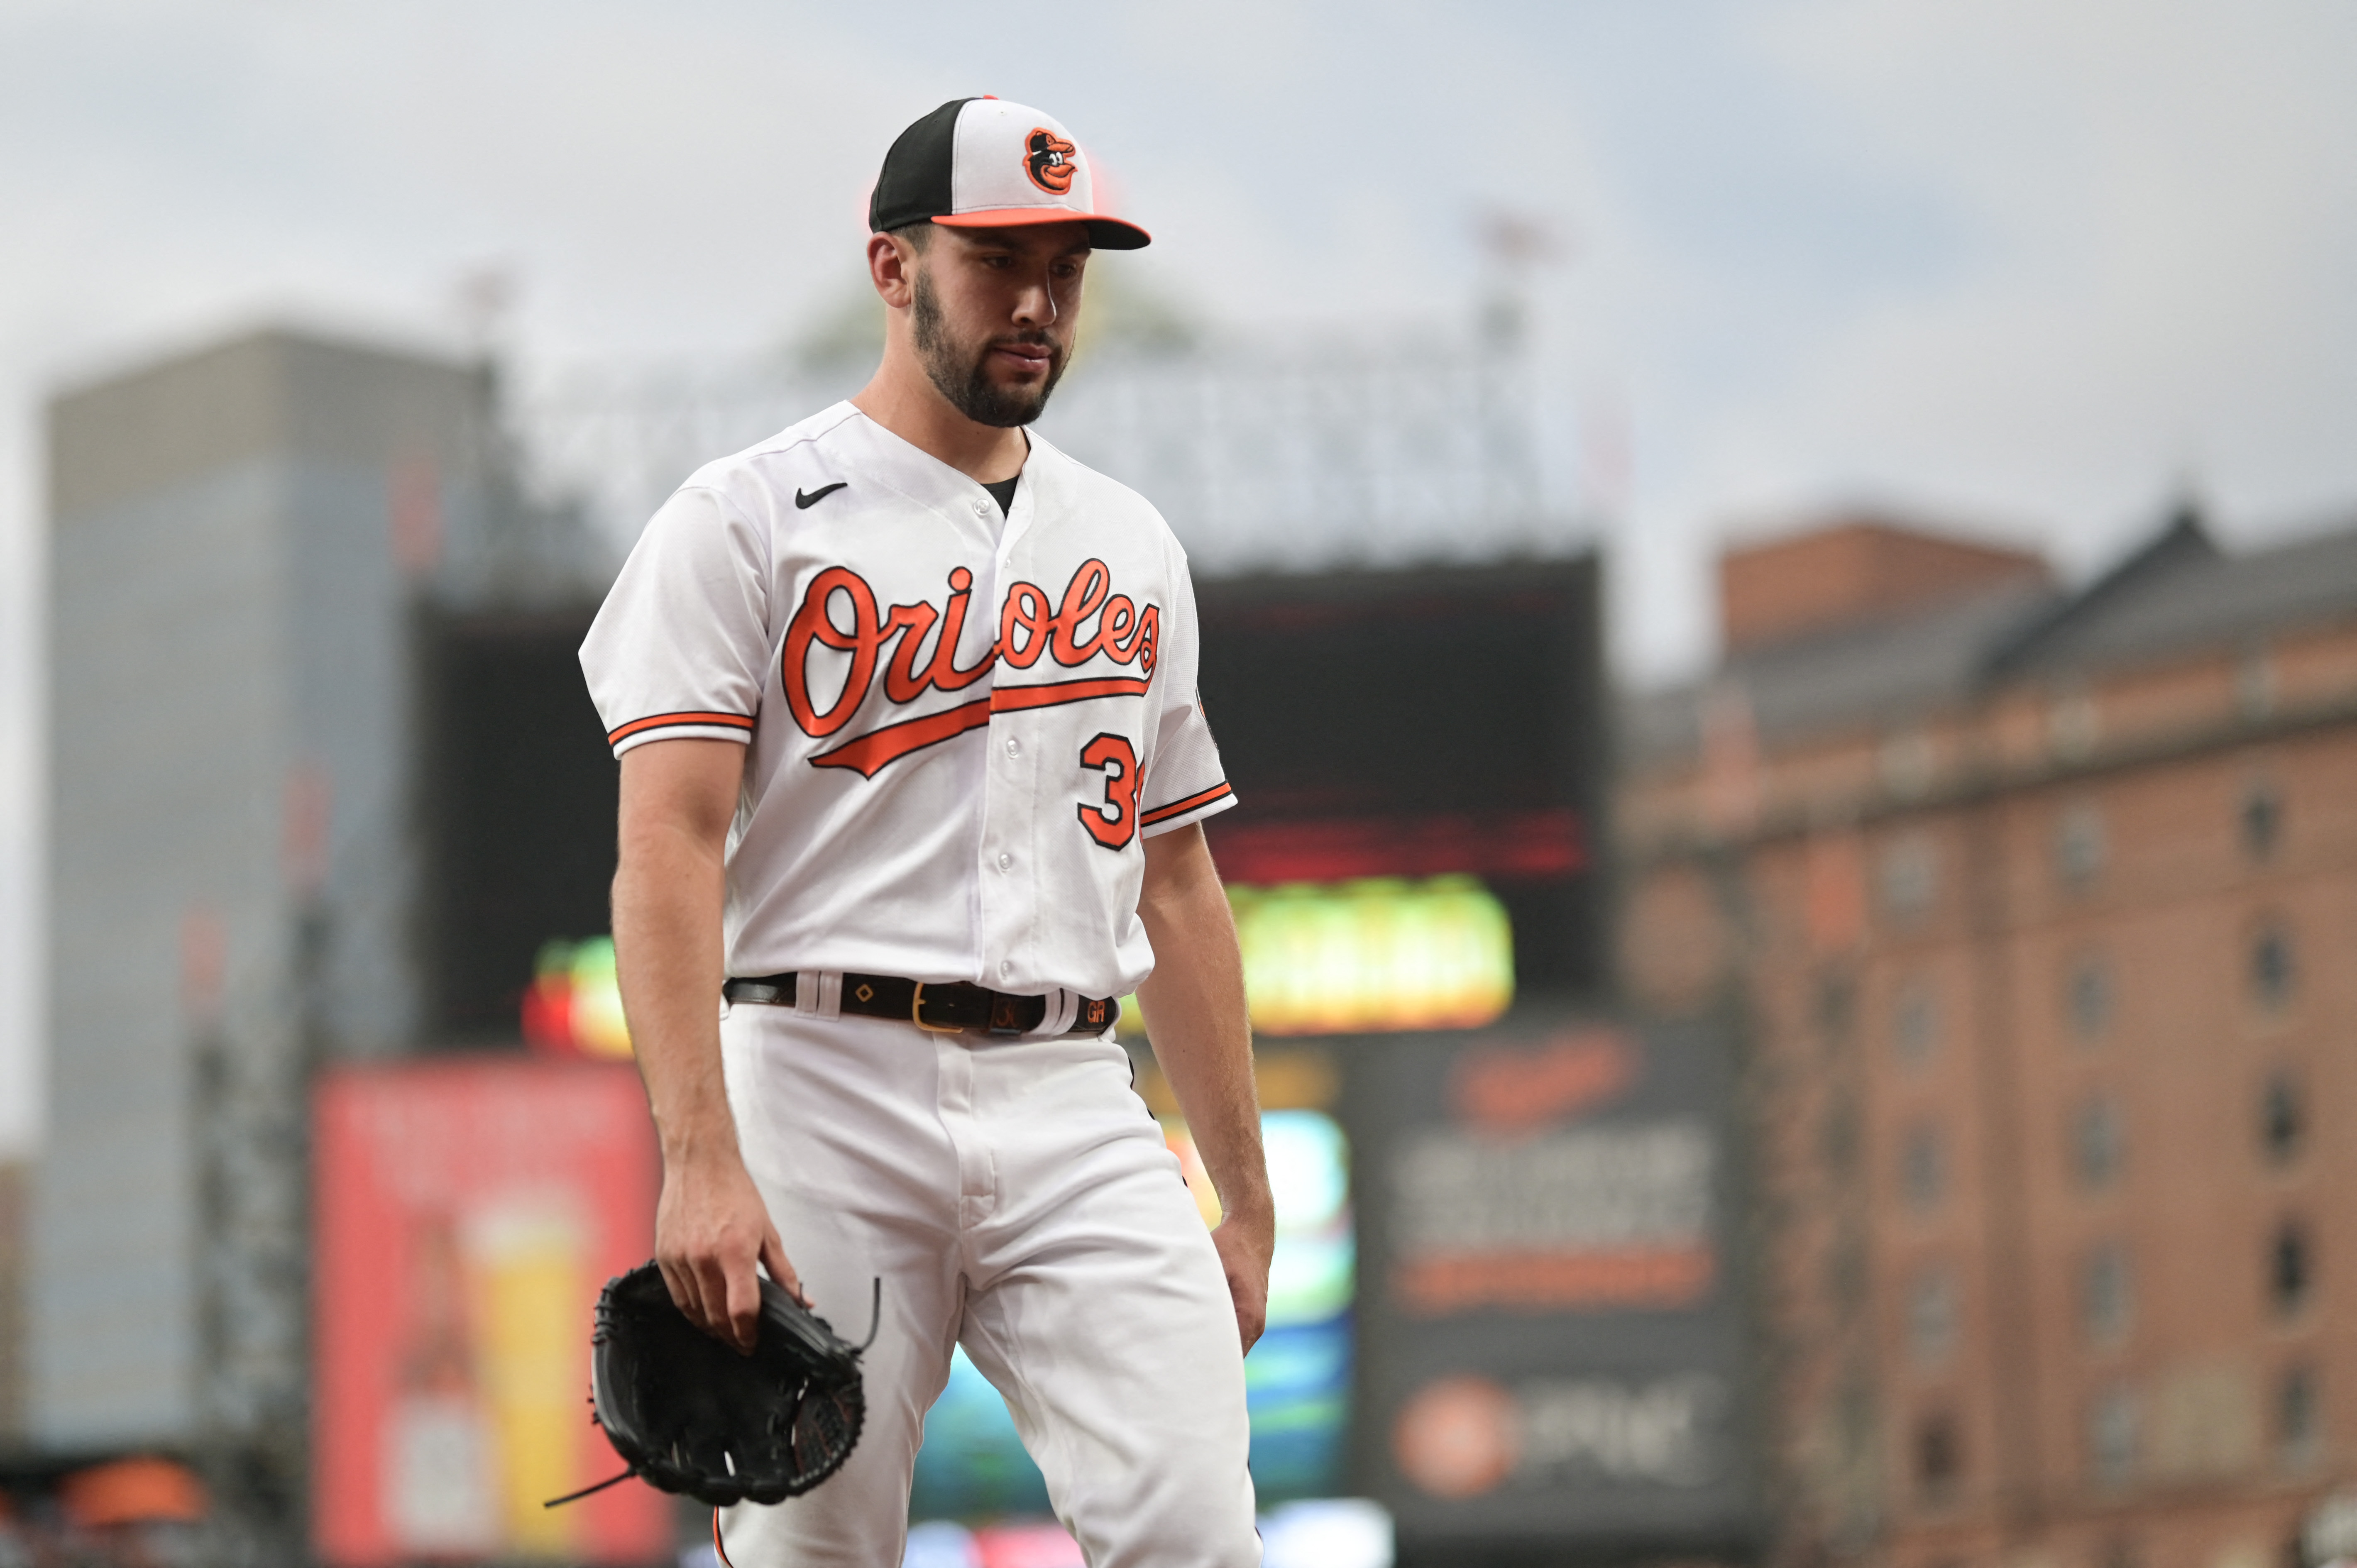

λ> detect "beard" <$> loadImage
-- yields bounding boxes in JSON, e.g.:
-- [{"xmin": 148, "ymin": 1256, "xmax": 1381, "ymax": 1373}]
[{"xmin": 911, "ymin": 268, "xmax": 1068, "ymax": 427}]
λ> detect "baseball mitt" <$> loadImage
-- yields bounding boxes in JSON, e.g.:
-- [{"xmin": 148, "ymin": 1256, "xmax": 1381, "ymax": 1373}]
[{"xmin": 550, "ymin": 1261, "xmax": 878, "ymax": 1509}]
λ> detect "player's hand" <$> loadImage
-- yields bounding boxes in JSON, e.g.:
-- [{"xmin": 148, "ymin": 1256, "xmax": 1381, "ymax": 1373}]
[
  {"xmin": 654, "ymin": 1145, "xmax": 807, "ymax": 1354},
  {"xmin": 1211, "ymin": 1207, "xmax": 1275, "ymax": 1354}
]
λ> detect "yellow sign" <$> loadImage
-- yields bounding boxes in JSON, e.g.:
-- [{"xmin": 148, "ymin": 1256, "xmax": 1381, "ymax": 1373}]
[
  {"xmin": 541, "ymin": 873, "xmax": 1513, "ymax": 1052},
  {"xmin": 1232, "ymin": 875, "xmax": 1513, "ymax": 1035}
]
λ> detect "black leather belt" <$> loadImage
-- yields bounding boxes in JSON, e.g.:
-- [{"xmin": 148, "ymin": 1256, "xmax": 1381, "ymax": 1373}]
[{"xmin": 721, "ymin": 972, "xmax": 1120, "ymax": 1038}]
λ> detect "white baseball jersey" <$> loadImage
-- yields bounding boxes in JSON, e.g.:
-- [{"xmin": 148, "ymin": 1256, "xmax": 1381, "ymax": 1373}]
[{"xmin": 578, "ymin": 401, "xmax": 1237, "ymax": 1000}]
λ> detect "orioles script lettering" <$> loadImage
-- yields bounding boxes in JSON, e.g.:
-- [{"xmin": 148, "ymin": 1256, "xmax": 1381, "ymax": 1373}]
[{"xmin": 783, "ymin": 560, "xmax": 1161, "ymax": 779}]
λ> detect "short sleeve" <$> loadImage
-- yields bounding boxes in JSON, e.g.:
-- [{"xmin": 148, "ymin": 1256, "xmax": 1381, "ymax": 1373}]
[
  {"xmin": 1137, "ymin": 565, "xmax": 1237, "ymax": 837},
  {"xmin": 579, "ymin": 487, "xmax": 769, "ymax": 757}
]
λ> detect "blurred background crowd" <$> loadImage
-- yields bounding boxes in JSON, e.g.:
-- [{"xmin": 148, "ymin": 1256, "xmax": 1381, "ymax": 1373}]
[{"xmin": 1, "ymin": 4, "xmax": 2354, "ymax": 1568}]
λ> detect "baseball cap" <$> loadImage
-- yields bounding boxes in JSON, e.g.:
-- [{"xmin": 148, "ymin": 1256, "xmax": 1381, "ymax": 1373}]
[{"xmin": 869, "ymin": 97, "xmax": 1151, "ymax": 251}]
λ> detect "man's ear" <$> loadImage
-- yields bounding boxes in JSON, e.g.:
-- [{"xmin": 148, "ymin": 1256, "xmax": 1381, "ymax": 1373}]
[{"xmin": 868, "ymin": 233, "xmax": 919, "ymax": 310}]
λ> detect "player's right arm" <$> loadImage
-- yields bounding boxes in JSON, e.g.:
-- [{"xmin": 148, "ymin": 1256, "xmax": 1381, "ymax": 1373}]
[{"xmin": 613, "ymin": 736, "xmax": 802, "ymax": 1353}]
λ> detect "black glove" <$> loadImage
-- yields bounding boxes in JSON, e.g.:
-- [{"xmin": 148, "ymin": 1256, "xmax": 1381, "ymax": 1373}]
[{"xmin": 550, "ymin": 1261, "xmax": 878, "ymax": 1509}]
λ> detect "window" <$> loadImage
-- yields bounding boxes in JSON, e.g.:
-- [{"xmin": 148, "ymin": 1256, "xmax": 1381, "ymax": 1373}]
[
  {"xmin": 2261, "ymin": 1072, "xmax": 2304, "ymax": 1165},
  {"xmin": 1817, "ymin": 970, "xmax": 1857, "ymax": 1050},
  {"xmin": 2073, "ymin": 1097, "xmax": 2125, "ymax": 1190},
  {"xmin": 1909, "ymin": 1268, "xmax": 1958, "ymax": 1368},
  {"xmin": 2067, "ymin": 956, "xmax": 2112, "ymax": 1041},
  {"xmin": 2279, "ymin": 1364, "xmax": 2320, "ymax": 1465},
  {"xmin": 1915, "ymin": 1409, "xmax": 1961, "ymax": 1498},
  {"xmin": 1880, "ymin": 835, "xmax": 1939, "ymax": 921},
  {"xmin": 2242, "ymin": 783, "xmax": 2282, "ymax": 860},
  {"xmin": 2056, "ymin": 802, "xmax": 2106, "ymax": 890},
  {"xmin": 1835, "ymin": 1377, "xmax": 1874, "ymax": 1458},
  {"xmin": 1821, "ymin": 1097, "xmax": 1860, "ymax": 1177},
  {"xmin": 2236, "ymin": 646, "xmax": 2276, "ymax": 718},
  {"xmin": 2083, "ymin": 1243, "xmax": 2133, "ymax": 1346},
  {"xmin": 1894, "ymin": 981, "xmax": 1939, "ymax": 1067},
  {"xmin": 2250, "ymin": 925, "xmax": 2296, "ymax": 1010},
  {"xmin": 2271, "ymin": 1221, "xmax": 2312, "ymax": 1317},
  {"xmin": 2089, "ymin": 1385, "xmax": 2138, "ymax": 1487},
  {"xmin": 1880, "ymin": 728, "xmax": 1935, "ymax": 798},
  {"xmin": 1902, "ymin": 1124, "xmax": 1947, "ymax": 1214},
  {"xmin": 1825, "ymin": 1233, "xmax": 1866, "ymax": 1312},
  {"xmin": 2050, "ymin": 694, "xmax": 2100, "ymax": 760}
]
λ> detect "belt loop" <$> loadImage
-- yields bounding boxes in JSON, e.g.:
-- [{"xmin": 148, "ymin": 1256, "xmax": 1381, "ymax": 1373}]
[
  {"xmin": 1026, "ymin": 987, "xmax": 1080, "ymax": 1040},
  {"xmin": 795, "ymin": 972, "xmax": 843, "ymax": 1021}
]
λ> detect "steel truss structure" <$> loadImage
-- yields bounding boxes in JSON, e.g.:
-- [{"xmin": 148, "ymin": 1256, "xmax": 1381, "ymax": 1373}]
[{"xmin": 517, "ymin": 338, "xmax": 1575, "ymax": 575}]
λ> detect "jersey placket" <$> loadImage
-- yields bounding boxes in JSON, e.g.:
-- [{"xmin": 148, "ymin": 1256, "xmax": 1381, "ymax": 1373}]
[{"xmin": 973, "ymin": 474, "xmax": 1044, "ymax": 992}]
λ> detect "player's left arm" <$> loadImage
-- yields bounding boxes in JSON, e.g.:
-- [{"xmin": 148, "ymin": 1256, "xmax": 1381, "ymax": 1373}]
[{"xmin": 1134, "ymin": 821, "xmax": 1273, "ymax": 1353}]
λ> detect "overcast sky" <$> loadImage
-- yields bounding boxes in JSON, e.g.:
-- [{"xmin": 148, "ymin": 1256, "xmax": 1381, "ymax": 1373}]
[{"xmin": 2, "ymin": 0, "xmax": 2353, "ymax": 1150}]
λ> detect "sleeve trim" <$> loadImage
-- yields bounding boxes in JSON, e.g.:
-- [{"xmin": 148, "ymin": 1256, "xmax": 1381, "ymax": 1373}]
[
  {"xmin": 1139, "ymin": 781, "xmax": 1235, "ymax": 830},
  {"xmin": 606, "ymin": 710, "xmax": 756, "ymax": 745}
]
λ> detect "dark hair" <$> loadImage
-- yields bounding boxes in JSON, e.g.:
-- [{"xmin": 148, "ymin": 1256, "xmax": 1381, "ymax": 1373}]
[{"xmin": 888, "ymin": 221, "xmax": 932, "ymax": 253}]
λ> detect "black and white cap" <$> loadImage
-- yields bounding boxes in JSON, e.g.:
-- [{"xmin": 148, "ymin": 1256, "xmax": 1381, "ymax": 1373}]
[{"xmin": 869, "ymin": 97, "xmax": 1150, "ymax": 251}]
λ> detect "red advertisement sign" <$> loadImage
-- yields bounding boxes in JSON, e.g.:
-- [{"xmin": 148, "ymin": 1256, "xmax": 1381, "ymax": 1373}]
[{"xmin": 313, "ymin": 1057, "xmax": 667, "ymax": 1564}]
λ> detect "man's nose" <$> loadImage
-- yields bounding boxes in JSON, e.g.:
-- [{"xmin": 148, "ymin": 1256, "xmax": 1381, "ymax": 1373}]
[{"xmin": 1012, "ymin": 269, "xmax": 1059, "ymax": 327}]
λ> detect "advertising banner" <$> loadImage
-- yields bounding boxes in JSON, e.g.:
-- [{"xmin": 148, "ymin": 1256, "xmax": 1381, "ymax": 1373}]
[
  {"xmin": 1346, "ymin": 1010, "xmax": 1759, "ymax": 1553},
  {"xmin": 313, "ymin": 1056, "xmax": 668, "ymax": 1565}
]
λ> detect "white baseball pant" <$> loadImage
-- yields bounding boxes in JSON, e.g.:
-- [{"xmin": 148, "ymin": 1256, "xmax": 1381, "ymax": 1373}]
[{"xmin": 713, "ymin": 1001, "xmax": 1262, "ymax": 1566}]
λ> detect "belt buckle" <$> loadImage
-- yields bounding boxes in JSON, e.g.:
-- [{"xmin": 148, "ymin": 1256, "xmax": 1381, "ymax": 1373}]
[{"xmin": 910, "ymin": 982, "xmax": 968, "ymax": 1034}]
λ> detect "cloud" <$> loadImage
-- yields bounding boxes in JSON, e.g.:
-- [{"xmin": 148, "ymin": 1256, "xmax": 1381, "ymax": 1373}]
[
  {"xmin": 1727, "ymin": 0, "xmax": 2357, "ymax": 531},
  {"xmin": 1597, "ymin": 0, "xmax": 2357, "ymax": 678}
]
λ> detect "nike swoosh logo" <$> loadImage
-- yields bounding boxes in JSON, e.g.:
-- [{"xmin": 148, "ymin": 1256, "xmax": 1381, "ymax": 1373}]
[{"xmin": 795, "ymin": 482, "xmax": 848, "ymax": 509}]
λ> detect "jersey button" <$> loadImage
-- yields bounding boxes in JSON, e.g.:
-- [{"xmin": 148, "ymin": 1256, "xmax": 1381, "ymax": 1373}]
[
  {"xmin": 1005, "ymin": 738, "xmax": 1021, "ymax": 757},
  {"xmin": 999, "ymin": 961, "xmax": 1013, "ymax": 979},
  {"xmin": 997, "ymin": 852, "xmax": 1012, "ymax": 871}
]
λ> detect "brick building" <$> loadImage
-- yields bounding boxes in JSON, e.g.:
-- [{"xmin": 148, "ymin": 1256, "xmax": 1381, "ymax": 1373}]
[{"xmin": 1618, "ymin": 510, "xmax": 2357, "ymax": 1568}]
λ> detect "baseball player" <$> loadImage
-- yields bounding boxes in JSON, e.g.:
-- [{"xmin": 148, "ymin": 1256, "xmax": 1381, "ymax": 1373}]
[{"xmin": 580, "ymin": 97, "xmax": 1270, "ymax": 1565}]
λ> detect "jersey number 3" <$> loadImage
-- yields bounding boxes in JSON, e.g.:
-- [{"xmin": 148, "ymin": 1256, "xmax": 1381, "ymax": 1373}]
[{"xmin": 1077, "ymin": 734, "xmax": 1140, "ymax": 850}]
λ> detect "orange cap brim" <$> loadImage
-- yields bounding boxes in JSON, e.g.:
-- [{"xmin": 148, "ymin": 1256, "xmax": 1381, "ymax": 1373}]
[{"xmin": 932, "ymin": 208, "xmax": 1151, "ymax": 250}]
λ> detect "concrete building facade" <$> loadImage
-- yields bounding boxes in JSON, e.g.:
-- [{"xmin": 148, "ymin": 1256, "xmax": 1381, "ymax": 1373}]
[
  {"xmin": 36, "ymin": 327, "xmax": 603, "ymax": 1522},
  {"xmin": 1620, "ymin": 510, "xmax": 2357, "ymax": 1568}
]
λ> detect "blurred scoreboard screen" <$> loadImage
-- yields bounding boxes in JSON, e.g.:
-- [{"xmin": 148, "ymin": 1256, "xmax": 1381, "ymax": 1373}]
[
  {"xmin": 416, "ymin": 606, "xmax": 618, "ymax": 1042},
  {"xmin": 1193, "ymin": 557, "xmax": 1605, "ymax": 996}
]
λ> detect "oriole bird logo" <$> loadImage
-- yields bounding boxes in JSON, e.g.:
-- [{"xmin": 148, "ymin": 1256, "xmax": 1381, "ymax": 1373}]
[{"xmin": 1024, "ymin": 128, "xmax": 1078, "ymax": 194}]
